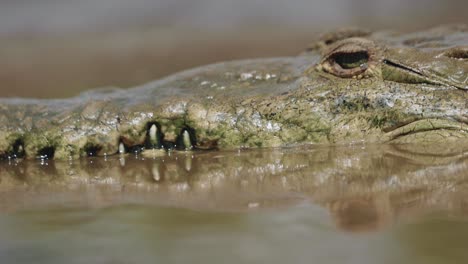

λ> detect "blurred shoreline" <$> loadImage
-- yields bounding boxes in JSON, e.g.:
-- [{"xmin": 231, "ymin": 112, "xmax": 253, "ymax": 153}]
[
  {"xmin": 0, "ymin": 27, "xmax": 319, "ymax": 98},
  {"xmin": 0, "ymin": 0, "xmax": 466, "ymax": 98}
]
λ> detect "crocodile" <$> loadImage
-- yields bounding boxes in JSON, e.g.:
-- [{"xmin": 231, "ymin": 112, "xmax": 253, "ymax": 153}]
[{"xmin": 0, "ymin": 25, "xmax": 467, "ymax": 159}]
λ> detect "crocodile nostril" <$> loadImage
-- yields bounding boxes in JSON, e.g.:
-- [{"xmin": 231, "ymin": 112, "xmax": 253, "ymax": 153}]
[
  {"xmin": 37, "ymin": 146, "xmax": 55, "ymax": 160},
  {"xmin": 118, "ymin": 142, "xmax": 126, "ymax": 154}
]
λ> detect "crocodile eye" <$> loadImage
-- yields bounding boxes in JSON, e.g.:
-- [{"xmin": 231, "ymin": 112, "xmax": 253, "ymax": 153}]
[
  {"xmin": 332, "ymin": 51, "xmax": 369, "ymax": 70},
  {"xmin": 323, "ymin": 51, "xmax": 369, "ymax": 78},
  {"xmin": 317, "ymin": 38, "xmax": 376, "ymax": 78}
]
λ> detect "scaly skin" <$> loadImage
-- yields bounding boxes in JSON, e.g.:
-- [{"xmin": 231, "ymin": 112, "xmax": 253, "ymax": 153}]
[{"xmin": 0, "ymin": 25, "xmax": 467, "ymax": 159}]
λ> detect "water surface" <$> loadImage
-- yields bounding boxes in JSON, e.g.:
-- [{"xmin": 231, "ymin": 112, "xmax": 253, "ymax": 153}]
[{"xmin": 0, "ymin": 144, "xmax": 467, "ymax": 263}]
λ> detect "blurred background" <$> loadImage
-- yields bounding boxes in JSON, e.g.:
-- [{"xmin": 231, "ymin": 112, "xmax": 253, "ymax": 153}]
[{"xmin": 0, "ymin": 0, "xmax": 466, "ymax": 98}]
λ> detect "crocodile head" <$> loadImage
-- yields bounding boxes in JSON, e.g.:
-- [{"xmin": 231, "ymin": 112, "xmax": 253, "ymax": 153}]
[{"xmin": 0, "ymin": 25, "xmax": 467, "ymax": 159}]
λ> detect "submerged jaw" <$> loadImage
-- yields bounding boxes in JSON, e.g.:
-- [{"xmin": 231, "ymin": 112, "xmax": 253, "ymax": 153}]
[{"xmin": 384, "ymin": 118, "xmax": 468, "ymax": 143}]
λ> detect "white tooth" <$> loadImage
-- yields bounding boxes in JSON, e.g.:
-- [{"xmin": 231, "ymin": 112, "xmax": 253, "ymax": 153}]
[
  {"xmin": 182, "ymin": 130, "xmax": 192, "ymax": 150},
  {"xmin": 149, "ymin": 124, "xmax": 158, "ymax": 145},
  {"xmin": 119, "ymin": 142, "xmax": 125, "ymax": 154}
]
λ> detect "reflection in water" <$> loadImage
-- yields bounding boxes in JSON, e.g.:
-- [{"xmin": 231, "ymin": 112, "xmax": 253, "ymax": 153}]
[
  {"xmin": 0, "ymin": 143, "xmax": 468, "ymax": 263},
  {"xmin": 1, "ymin": 143, "xmax": 467, "ymax": 230}
]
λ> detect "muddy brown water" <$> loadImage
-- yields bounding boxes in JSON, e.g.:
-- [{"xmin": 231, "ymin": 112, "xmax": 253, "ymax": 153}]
[{"xmin": 0, "ymin": 143, "xmax": 467, "ymax": 263}]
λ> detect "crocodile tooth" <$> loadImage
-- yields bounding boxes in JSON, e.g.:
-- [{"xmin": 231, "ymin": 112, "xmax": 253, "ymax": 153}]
[
  {"xmin": 182, "ymin": 130, "xmax": 193, "ymax": 150},
  {"xmin": 149, "ymin": 124, "xmax": 158, "ymax": 146},
  {"xmin": 118, "ymin": 142, "xmax": 126, "ymax": 154},
  {"xmin": 17, "ymin": 145, "xmax": 24, "ymax": 155}
]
